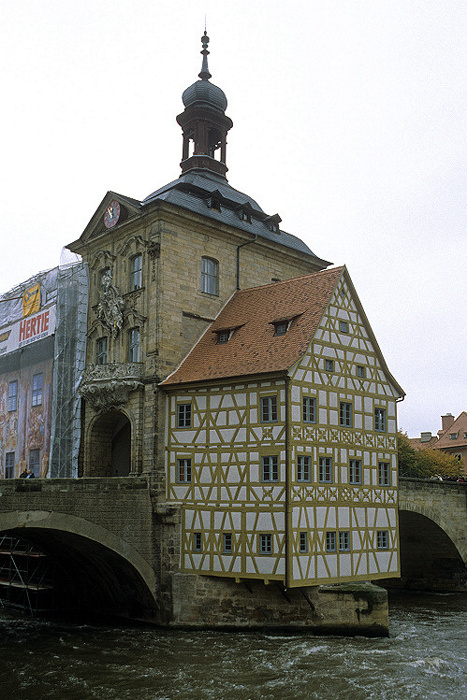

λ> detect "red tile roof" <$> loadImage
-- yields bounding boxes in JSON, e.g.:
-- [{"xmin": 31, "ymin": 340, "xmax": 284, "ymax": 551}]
[
  {"xmin": 162, "ymin": 267, "xmax": 344, "ymax": 386},
  {"xmin": 435, "ymin": 411, "xmax": 467, "ymax": 449}
]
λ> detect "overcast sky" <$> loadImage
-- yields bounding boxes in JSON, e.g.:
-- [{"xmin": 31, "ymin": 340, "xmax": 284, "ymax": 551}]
[{"xmin": 1, "ymin": 0, "xmax": 465, "ymax": 437}]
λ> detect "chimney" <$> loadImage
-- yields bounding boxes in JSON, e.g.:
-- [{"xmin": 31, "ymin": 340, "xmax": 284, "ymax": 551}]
[
  {"xmin": 420, "ymin": 432, "xmax": 432, "ymax": 443},
  {"xmin": 441, "ymin": 414, "xmax": 455, "ymax": 432}
]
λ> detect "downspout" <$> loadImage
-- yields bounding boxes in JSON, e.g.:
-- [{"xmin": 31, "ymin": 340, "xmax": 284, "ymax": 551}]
[
  {"xmin": 236, "ymin": 235, "xmax": 257, "ymax": 290},
  {"xmin": 284, "ymin": 374, "xmax": 291, "ymax": 589}
]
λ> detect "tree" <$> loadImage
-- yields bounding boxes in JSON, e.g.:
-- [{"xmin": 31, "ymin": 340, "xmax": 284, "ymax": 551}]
[{"xmin": 397, "ymin": 431, "xmax": 462, "ymax": 479}]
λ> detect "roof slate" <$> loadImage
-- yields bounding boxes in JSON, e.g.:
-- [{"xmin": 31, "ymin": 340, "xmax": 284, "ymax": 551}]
[{"xmin": 161, "ymin": 267, "xmax": 344, "ymax": 386}]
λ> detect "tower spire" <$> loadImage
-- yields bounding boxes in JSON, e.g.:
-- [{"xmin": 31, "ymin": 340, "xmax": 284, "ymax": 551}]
[
  {"xmin": 177, "ymin": 30, "xmax": 233, "ymax": 179},
  {"xmin": 199, "ymin": 30, "xmax": 212, "ymax": 81}
]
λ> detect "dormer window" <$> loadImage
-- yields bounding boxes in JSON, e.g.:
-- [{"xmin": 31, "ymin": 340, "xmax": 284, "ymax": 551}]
[
  {"xmin": 273, "ymin": 321, "xmax": 289, "ymax": 336},
  {"xmin": 268, "ymin": 222, "xmax": 279, "ymax": 233},
  {"xmin": 216, "ymin": 330, "xmax": 231, "ymax": 344},
  {"xmin": 208, "ymin": 195, "xmax": 222, "ymax": 212},
  {"xmin": 449, "ymin": 432, "xmax": 458, "ymax": 440},
  {"xmin": 265, "ymin": 214, "xmax": 282, "ymax": 234},
  {"xmin": 240, "ymin": 209, "xmax": 251, "ymax": 223}
]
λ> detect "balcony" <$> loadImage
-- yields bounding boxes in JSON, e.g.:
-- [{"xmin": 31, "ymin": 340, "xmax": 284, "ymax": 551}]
[{"xmin": 79, "ymin": 362, "xmax": 144, "ymax": 412}]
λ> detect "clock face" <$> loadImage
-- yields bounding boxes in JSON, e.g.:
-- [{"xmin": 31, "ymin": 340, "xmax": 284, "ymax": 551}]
[{"xmin": 104, "ymin": 200, "xmax": 121, "ymax": 229}]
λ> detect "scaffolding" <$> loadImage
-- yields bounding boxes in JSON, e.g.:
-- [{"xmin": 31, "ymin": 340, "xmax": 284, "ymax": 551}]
[
  {"xmin": 49, "ymin": 262, "xmax": 89, "ymax": 478},
  {"xmin": 0, "ymin": 535, "xmax": 55, "ymax": 614}
]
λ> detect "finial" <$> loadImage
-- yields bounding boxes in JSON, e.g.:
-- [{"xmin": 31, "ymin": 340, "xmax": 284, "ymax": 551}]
[{"xmin": 199, "ymin": 30, "xmax": 212, "ymax": 81}]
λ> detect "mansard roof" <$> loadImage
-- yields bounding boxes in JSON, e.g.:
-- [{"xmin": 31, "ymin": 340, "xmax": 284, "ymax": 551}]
[
  {"xmin": 161, "ymin": 266, "xmax": 405, "ymax": 396},
  {"xmin": 143, "ymin": 169, "xmax": 327, "ymax": 262}
]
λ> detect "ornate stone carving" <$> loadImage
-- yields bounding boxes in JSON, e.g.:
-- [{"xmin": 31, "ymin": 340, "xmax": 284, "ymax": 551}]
[
  {"xmin": 97, "ymin": 271, "xmax": 125, "ymax": 338},
  {"xmin": 80, "ymin": 363, "xmax": 144, "ymax": 412}
]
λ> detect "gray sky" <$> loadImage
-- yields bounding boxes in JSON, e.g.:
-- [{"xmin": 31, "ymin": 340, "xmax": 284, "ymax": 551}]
[{"xmin": 1, "ymin": 0, "xmax": 465, "ymax": 437}]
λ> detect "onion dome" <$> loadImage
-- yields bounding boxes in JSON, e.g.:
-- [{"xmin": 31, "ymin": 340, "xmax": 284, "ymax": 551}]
[{"xmin": 181, "ymin": 31, "xmax": 228, "ymax": 113}]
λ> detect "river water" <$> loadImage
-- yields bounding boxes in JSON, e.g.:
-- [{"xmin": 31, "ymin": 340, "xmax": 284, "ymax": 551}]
[{"xmin": 0, "ymin": 592, "xmax": 466, "ymax": 700}]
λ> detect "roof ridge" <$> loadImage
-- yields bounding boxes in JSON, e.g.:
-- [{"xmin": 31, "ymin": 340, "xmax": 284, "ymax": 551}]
[{"xmin": 233, "ymin": 265, "xmax": 345, "ymax": 296}]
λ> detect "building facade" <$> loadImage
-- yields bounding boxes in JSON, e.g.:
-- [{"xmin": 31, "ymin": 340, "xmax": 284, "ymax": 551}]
[
  {"xmin": 162, "ymin": 268, "xmax": 403, "ymax": 587},
  {"xmin": 0, "ymin": 264, "xmax": 88, "ymax": 479},
  {"xmin": 68, "ymin": 32, "xmax": 329, "ymax": 485}
]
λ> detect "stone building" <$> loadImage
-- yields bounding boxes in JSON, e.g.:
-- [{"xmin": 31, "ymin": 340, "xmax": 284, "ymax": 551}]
[{"xmin": 68, "ymin": 32, "xmax": 330, "ymax": 485}]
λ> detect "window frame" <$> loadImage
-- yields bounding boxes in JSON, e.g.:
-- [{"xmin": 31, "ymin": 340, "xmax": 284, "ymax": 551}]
[
  {"xmin": 130, "ymin": 253, "xmax": 143, "ymax": 291},
  {"xmin": 356, "ymin": 365, "xmax": 365, "ymax": 378},
  {"xmin": 319, "ymin": 456, "xmax": 333, "ymax": 483},
  {"xmin": 201, "ymin": 256, "xmax": 219, "ymax": 296},
  {"xmin": 8, "ymin": 380, "xmax": 18, "ymax": 412},
  {"xmin": 5, "ymin": 452, "xmax": 15, "ymax": 479},
  {"xmin": 177, "ymin": 458, "xmax": 192, "ymax": 483},
  {"xmin": 299, "ymin": 531, "xmax": 308, "ymax": 553},
  {"xmin": 96, "ymin": 336, "xmax": 108, "ymax": 365},
  {"xmin": 177, "ymin": 403, "xmax": 192, "ymax": 428},
  {"xmin": 378, "ymin": 461, "xmax": 391, "ymax": 486},
  {"xmin": 297, "ymin": 455, "xmax": 311, "ymax": 482},
  {"xmin": 223, "ymin": 532, "xmax": 233, "ymax": 554},
  {"xmin": 349, "ymin": 458, "xmax": 362, "ymax": 485},
  {"xmin": 32, "ymin": 373, "xmax": 43, "ymax": 407},
  {"xmin": 339, "ymin": 531, "xmax": 350, "ymax": 551},
  {"xmin": 261, "ymin": 455, "xmax": 279, "ymax": 482},
  {"xmin": 302, "ymin": 396, "xmax": 316, "ymax": 424},
  {"xmin": 374, "ymin": 407, "xmax": 387, "ymax": 432},
  {"xmin": 28, "ymin": 448, "xmax": 40, "ymax": 476},
  {"xmin": 340, "ymin": 401, "xmax": 353, "ymax": 427},
  {"xmin": 325, "ymin": 359, "xmax": 334, "ymax": 372},
  {"xmin": 259, "ymin": 534, "xmax": 272, "ymax": 555},
  {"xmin": 260, "ymin": 395, "xmax": 278, "ymax": 423},
  {"xmin": 339, "ymin": 320, "xmax": 349, "ymax": 333},
  {"xmin": 193, "ymin": 532, "xmax": 202, "ymax": 552},
  {"xmin": 326, "ymin": 531, "xmax": 337, "ymax": 552},
  {"xmin": 377, "ymin": 530, "xmax": 389, "ymax": 550},
  {"xmin": 128, "ymin": 327, "xmax": 140, "ymax": 363}
]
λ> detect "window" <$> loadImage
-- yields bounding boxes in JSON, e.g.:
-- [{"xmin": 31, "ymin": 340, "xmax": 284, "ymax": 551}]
[
  {"xmin": 259, "ymin": 534, "xmax": 272, "ymax": 554},
  {"xmin": 5, "ymin": 452, "xmax": 15, "ymax": 479},
  {"xmin": 96, "ymin": 337, "xmax": 108, "ymax": 365},
  {"xmin": 340, "ymin": 402, "xmax": 352, "ymax": 427},
  {"xmin": 319, "ymin": 457, "xmax": 332, "ymax": 483},
  {"xmin": 299, "ymin": 532, "xmax": 308, "ymax": 553},
  {"xmin": 177, "ymin": 458, "xmax": 192, "ymax": 483},
  {"xmin": 177, "ymin": 403, "xmax": 192, "ymax": 428},
  {"xmin": 339, "ymin": 320, "xmax": 349, "ymax": 333},
  {"xmin": 375, "ymin": 407, "xmax": 386, "ymax": 432},
  {"xmin": 297, "ymin": 455, "xmax": 311, "ymax": 482},
  {"xmin": 216, "ymin": 330, "xmax": 230, "ymax": 344},
  {"xmin": 223, "ymin": 533, "xmax": 232, "ymax": 554},
  {"xmin": 273, "ymin": 321, "xmax": 288, "ymax": 336},
  {"xmin": 349, "ymin": 459, "xmax": 361, "ymax": 484},
  {"xmin": 32, "ymin": 374, "xmax": 43, "ymax": 407},
  {"xmin": 464, "ymin": 433, "xmax": 467, "ymax": 440},
  {"xmin": 193, "ymin": 532, "xmax": 202, "ymax": 552},
  {"xmin": 325, "ymin": 359, "xmax": 334, "ymax": 372},
  {"xmin": 377, "ymin": 531, "xmax": 389, "ymax": 550},
  {"xmin": 261, "ymin": 456, "xmax": 278, "ymax": 482},
  {"xmin": 201, "ymin": 257, "xmax": 219, "ymax": 295},
  {"xmin": 449, "ymin": 433, "xmax": 458, "ymax": 440},
  {"xmin": 240, "ymin": 209, "xmax": 251, "ymax": 223},
  {"xmin": 8, "ymin": 381, "xmax": 18, "ymax": 412},
  {"xmin": 378, "ymin": 462, "xmax": 390, "ymax": 486},
  {"xmin": 356, "ymin": 365, "xmax": 365, "ymax": 378},
  {"xmin": 302, "ymin": 396, "xmax": 316, "ymax": 423},
  {"xmin": 326, "ymin": 531, "xmax": 336, "ymax": 552},
  {"xmin": 260, "ymin": 396, "xmax": 277, "ymax": 423},
  {"xmin": 339, "ymin": 531, "xmax": 350, "ymax": 551},
  {"xmin": 128, "ymin": 327, "xmax": 140, "ymax": 362},
  {"xmin": 29, "ymin": 449, "xmax": 40, "ymax": 476},
  {"xmin": 130, "ymin": 254, "xmax": 142, "ymax": 291}
]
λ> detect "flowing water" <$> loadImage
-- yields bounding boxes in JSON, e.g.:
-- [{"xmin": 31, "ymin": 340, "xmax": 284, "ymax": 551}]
[{"xmin": 0, "ymin": 592, "xmax": 466, "ymax": 700}]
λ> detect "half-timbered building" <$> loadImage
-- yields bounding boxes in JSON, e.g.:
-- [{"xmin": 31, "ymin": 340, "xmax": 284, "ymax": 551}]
[{"xmin": 162, "ymin": 266, "xmax": 404, "ymax": 586}]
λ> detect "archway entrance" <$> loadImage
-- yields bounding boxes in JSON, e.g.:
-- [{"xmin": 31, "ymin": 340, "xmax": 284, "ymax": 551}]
[{"xmin": 88, "ymin": 411, "xmax": 131, "ymax": 477}]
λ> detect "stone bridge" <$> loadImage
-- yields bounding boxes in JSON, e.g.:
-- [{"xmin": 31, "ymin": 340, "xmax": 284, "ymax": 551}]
[
  {"xmin": 0, "ymin": 476, "xmax": 465, "ymax": 625},
  {"xmin": 397, "ymin": 477, "xmax": 467, "ymax": 591}
]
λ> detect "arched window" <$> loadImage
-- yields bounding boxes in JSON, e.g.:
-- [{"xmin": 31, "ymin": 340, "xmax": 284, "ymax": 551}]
[{"xmin": 201, "ymin": 257, "xmax": 219, "ymax": 295}]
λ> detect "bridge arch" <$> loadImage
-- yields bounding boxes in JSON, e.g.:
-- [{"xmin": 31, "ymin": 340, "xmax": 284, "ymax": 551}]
[
  {"xmin": 0, "ymin": 509, "xmax": 158, "ymax": 620},
  {"xmin": 398, "ymin": 482, "xmax": 467, "ymax": 591}
]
